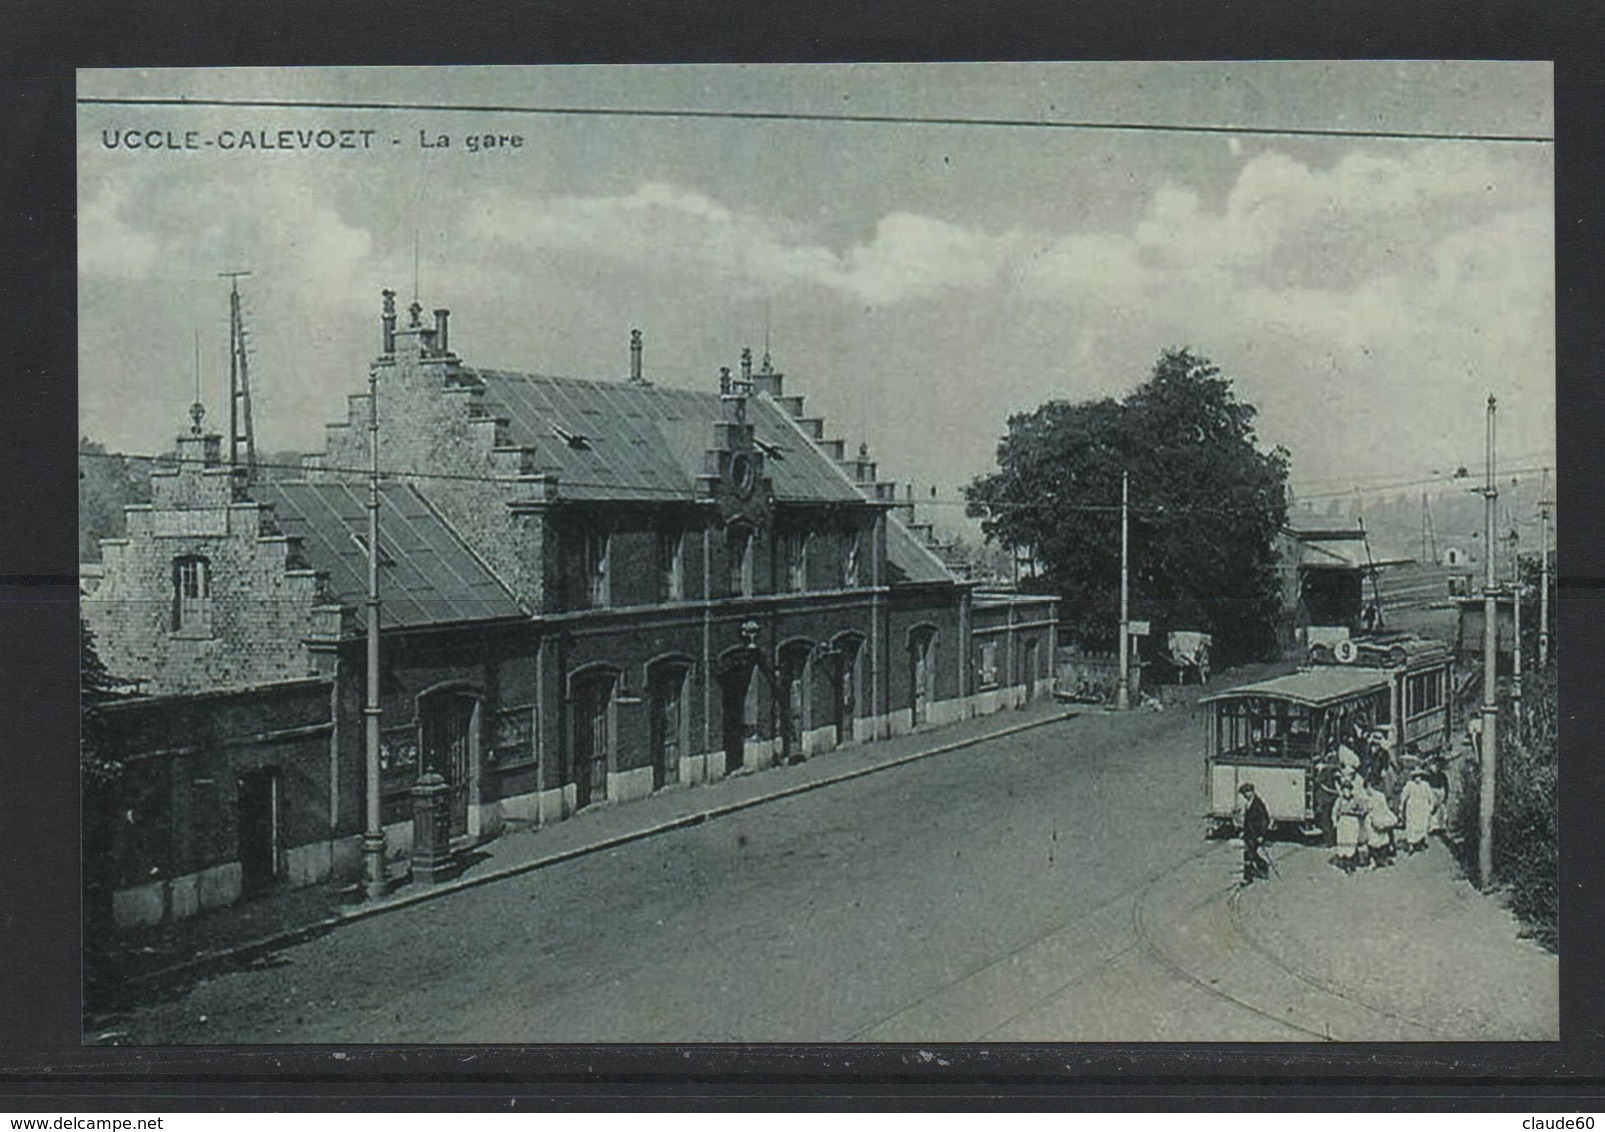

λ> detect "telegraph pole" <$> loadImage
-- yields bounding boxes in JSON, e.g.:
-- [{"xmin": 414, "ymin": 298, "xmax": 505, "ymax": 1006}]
[
  {"xmin": 363, "ymin": 351, "xmax": 386, "ymax": 902},
  {"xmin": 1538, "ymin": 469, "xmax": 1552, "ymax": 668},
  {"xmin": 1510, "ymin": 526, "xmax": 1523, "ymax": 733},
  {"xmin": 218, "ymin": 270, "xmax": 256, "ymax": 487},
  {"xmin": 1117, "ymin": 470, "xmax": 1131, "ymax": 711},
  {"xmin": 1478, "ymin": 394, "xmax": 1499, "ymax": 890}
]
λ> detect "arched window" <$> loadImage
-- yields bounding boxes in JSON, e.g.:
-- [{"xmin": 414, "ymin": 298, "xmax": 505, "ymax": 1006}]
[{"xmin": 171, "ymin": 554, "xmax": 212, "ymax": 635}]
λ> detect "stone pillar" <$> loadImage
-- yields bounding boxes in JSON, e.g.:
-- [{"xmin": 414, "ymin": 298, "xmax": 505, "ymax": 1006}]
[{"xmin": 410, "ymin": 773, "xmax": 453, "ymax": 884}]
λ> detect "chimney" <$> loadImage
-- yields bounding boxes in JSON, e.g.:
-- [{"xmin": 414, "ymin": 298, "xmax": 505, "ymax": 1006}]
[
  {"xmin": 381, "ymin": 289, "xmax": 397, "ymax": 354},
  {"xmin": 719, "ymin": 366, "xmax": 733, "ymax": 396},
  {"xmin": 741, "ymin": 347, "xmax": 753, "ymax": 385},
  {"xmin": 408, "ymin": 300, "xmax": 423, "ymax": 328},
  {"xmin": 433, "ymin": 308, "xmax": 450, "ymax": 353},
  {"xmin": 630, "ymin": 328, "xmax": 643, "ymax": 384}
]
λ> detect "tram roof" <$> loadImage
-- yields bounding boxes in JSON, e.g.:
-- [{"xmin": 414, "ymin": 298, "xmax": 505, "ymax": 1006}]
[{"xmin": 1202, "ymin": 666, "xmax": 1392, "ymax": 708}]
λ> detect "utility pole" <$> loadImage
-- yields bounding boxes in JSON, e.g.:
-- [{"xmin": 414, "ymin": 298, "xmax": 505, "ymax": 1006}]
[
  {"xmin": 1538, "ymin": 468, "xmax": 1552, "ymax": 668},
  {"xmin": 1117, "ymin": 470, "xmax": 1131, "ymax": 711},
  {"xmin": 219, "ymin": 271, "xmax": 256, "ymax": 487},
  {"xmin": 1510, "ymin": 526, "xmax": 1523, "ymax": 733},
  {"xmin": 1478, "ymin": 394, "xmax": 1499, "ymax": 890},
  {"xmin": 363, "ymin": 350, "xmax": 386, "ymax": 902}
]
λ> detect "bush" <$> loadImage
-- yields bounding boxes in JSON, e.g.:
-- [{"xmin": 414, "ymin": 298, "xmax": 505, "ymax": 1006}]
[{"xmin": 1453, "ymin": 666, "xmax": 1557, "ymax": 950}]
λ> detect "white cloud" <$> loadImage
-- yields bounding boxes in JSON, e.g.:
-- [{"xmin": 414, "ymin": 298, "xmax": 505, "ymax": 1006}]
[
  {"xmin": 461, "ymin": 182, "xmax": 1017, "ymax": 306},
  {"xmin": 79, "ymin": 183, "xmax": 158, "ymax": 280}
]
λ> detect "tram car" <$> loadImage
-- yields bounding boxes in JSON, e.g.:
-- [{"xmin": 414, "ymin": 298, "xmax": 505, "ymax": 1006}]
[{"xmin": 1203, "ymin": 633, "xmax": 1453, "ymax": 838}]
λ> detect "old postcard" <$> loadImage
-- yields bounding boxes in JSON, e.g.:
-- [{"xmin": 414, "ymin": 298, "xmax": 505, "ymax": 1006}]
[{"xmin": 76, "ymin": 62, "xmax": 1556, "ymax": 1044}]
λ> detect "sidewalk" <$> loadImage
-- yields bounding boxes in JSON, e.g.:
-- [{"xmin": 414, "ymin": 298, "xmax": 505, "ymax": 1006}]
[
  {"xmin": 87, "ymin": 696, "xmax": 1079, "ymax": 1012},
  {"xmin": 897, "ymin": 832, "xmax": 1559, "ymax": 1042}
]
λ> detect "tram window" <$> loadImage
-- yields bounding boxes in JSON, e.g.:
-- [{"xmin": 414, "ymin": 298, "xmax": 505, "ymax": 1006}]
[{"xmin": 1406, "ymin": 671, "xmax": 1443, "ymax": 718}]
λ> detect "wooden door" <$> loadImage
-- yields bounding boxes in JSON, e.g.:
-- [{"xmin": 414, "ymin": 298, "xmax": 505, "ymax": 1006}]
[
  {"xmin": 573, "ymin": 674, "xmax": 613, "ymax": 808},
  {"xmin": 649, "ymin": 668, "xmax": 683, "ymax": 790}
]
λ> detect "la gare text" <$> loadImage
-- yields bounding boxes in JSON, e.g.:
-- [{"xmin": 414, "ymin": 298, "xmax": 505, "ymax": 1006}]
[{"xmin": 100, "ymin": 128, "xmax": 526, "ymax": 153}]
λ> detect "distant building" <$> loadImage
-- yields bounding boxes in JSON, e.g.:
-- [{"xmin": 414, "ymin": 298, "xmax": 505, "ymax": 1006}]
[{"xmin": 1276, "ymin": 525, "xmax": 1414, "ymax": 657}]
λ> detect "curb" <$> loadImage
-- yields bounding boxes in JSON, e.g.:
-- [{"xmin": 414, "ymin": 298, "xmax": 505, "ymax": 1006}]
[{"xmin": 115, "ymin": 707, "xmax": 1080, "ymax": 995}]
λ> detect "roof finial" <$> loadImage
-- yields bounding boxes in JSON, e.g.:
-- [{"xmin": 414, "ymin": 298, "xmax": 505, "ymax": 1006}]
[{"xmin": 189, "ymin": 328, "xmax": 205, "ymax": 434}]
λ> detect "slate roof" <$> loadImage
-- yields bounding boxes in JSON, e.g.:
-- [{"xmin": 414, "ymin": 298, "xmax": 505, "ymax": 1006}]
[
  {"xmin": 885, "ymin": 512, "xmax": 959, "ymax": 585},
  {"xmin": 468, "ymin": 369, "xmax": 867, "ymax": 504},
  {"xmin": 259, "ymin": 481, "xmax": 524, "ymax": 630}
]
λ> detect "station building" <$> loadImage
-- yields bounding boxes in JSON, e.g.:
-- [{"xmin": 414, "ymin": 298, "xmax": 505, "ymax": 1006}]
[{"xmin": 82, "ymin": 293, "xmax": 1058, "ymax": 928}]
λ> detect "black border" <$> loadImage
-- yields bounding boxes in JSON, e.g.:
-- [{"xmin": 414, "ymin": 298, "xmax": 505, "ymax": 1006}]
[{"xmin": 5, "ymin": 0, "xmax": 1604, "ymax": 1109}]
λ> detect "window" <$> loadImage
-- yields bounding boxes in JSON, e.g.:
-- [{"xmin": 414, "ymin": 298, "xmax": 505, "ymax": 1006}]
[
  {"xmin": 784, "ymin": 531, "xmax": 810, "ymax": 592},
  {"xmin": 1406, "ymin": 671, "xmax": 1443, "ymax": 718},
  {"xmin": 843, "ymin": 531, "xmax": 861, "ymax": 588},
  {"xmin": 171, "ymin": 554, "xmax": 211, "ymax": 635},
  {"xmin": 728, "ymin": 527, "xmax": 754, "ymax": 597},
  {"xmin": 977, "ymin": 640, "xmax": 1000, "ymax": 688},
  {"xmin": 585, "ymin": 529, "xmax": 611, "ymax": 608},
  {"xmin": 656, "ymin": 530, "xmax": 684, "ymax": 603}
]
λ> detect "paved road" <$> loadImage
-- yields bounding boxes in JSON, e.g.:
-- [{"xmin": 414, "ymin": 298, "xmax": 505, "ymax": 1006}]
[
  {"xmin": 106, "ymin": 696, "xmax": 1231, "ymax": 1043},
  {"xmin": 99, "ymin": 683, "xmax": 1552, "ymax": 1044}
]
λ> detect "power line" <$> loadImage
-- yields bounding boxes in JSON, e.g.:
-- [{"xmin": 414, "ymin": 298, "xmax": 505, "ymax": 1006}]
[
  {"xmin": 81, "ymin": 448, "xmax": 1289, "ymax": 519},
  {"xmin": 76, "ymin": 96, "xmax": 1553, "ymax": 145}
]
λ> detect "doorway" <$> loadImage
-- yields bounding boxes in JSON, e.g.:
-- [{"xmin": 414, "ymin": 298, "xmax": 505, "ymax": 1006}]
[
  {"xmin": 420, "ymin": 691, "xmax": 479, "ymax": 838},
  {"xmin": 236, "ymin": 767, "xmax": 281, "ymax": 897},
  {"xmin": 830, "ymin": 636, "xmax": 862, "ymax": 744},
  {"xmin": 648, "ymin": 663, "xmax": 687, "ymax": 790},
  {"xmin": 572, "ymin": 671, "xmax": 615, "ymax": 808},
  {"xmin": 721, "ymin": 663, "xmax": 757, "ymax": 773},
  {"xmin": 909, "ymin": 627, "xmax": 935, "ymax": 728}
]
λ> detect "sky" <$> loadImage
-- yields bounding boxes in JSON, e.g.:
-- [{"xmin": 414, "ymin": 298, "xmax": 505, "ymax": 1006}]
[{"xmin": 77, "ymin": 63, "xmax": 1554, "ymax": 535}]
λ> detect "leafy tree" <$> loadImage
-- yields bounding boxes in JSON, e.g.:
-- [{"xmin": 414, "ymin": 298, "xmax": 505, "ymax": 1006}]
[
  {"xmin": 79, "ymin": 437, "xmax": 152, "ymax": 562},
  {"xmin": 82, "ymin": 618, "xmax": 132, "ymax": 937},
  {"xmin": 965, "ymin": 348, "xmax": 1290, "ymax": 662}
]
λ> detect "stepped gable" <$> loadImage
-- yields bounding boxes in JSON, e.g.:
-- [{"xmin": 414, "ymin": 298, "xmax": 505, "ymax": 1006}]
[
  {"xmin": 743, "ymin": 359, "xmax": 959, "ymax": 586},
  {"xmin": 257, "ymin": 480, "xmax": 524, "ymax": 630}
]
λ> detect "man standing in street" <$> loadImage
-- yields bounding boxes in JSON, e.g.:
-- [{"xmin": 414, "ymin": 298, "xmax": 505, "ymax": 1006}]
[{"xmin": 1238, "ymin": 782, "xmax": 1272, "ymax": 885}]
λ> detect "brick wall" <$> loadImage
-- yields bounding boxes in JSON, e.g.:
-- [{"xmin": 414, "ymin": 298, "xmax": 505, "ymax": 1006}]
[{"xmin": 84, "ymin": 432, "xmax": 337, "ymax": 695}]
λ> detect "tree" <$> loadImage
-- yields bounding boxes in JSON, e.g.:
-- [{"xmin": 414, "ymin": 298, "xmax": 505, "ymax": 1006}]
[
  {"xmin": 79, "ymin": 437, "xmax": 152, "ymax": 562},
  {"xmin": 965, "ymin": 348, "xmax": 1290, "ymax": 663},
  {"xmin": 82, "ymin": 619, "xmax": 133, "ymax": 939}
]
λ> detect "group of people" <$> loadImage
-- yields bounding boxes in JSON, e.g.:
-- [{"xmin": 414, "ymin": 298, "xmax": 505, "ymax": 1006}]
[
  {"xmin": 1234, "ymin": 741, "xmax": 1450, "ymax": 885},
  {"xmin": 1329, "ymin": 739, "xmax": 1449, "ymax": 873}
]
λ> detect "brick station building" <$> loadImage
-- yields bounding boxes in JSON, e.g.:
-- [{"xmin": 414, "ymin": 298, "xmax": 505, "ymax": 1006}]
[{"xmin": 83, "ymin": 293, "xmax": 1057, "ymax": 928}]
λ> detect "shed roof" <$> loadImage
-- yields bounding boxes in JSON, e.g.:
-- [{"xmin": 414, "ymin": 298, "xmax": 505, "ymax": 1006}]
[{"xmin": 259, "ymin": 481, "xmax": 524, "ymax": 630}]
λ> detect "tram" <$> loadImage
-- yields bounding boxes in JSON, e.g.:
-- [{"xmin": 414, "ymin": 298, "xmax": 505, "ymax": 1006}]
[{"xmin": 1203, "ymin": 634, "xmax": 1453, "ymax": 838}]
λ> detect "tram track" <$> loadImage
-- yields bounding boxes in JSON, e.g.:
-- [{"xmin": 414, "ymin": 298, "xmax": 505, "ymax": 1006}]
[
  {"xmin": 1126, "ymin": 847, "xmax": 1335, "ymax": 1042},
  {"xmin": 1221, "ymin": 854, "xmax": 1451, "ymax": 1041}
]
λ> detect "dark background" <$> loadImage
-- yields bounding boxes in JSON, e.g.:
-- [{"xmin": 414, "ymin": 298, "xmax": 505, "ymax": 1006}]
[{"xmin": 2, "ymin": 0, "xmax": 1602, "ymax": 1109}]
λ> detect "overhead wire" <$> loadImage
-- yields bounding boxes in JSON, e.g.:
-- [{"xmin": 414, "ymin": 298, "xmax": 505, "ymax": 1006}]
[{"xmin": 77, "ymin": 96, "xmax": 1554, "ymax": 145}]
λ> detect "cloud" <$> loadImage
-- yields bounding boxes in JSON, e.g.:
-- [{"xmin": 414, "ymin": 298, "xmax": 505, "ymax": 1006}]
[
  {"xmin": 462, "ymin": 182, "xmax": 1017, "ymax": 305},
  {"xmin": 79, "ymin": 183, "xmax": 158, "ymax": 280}
]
